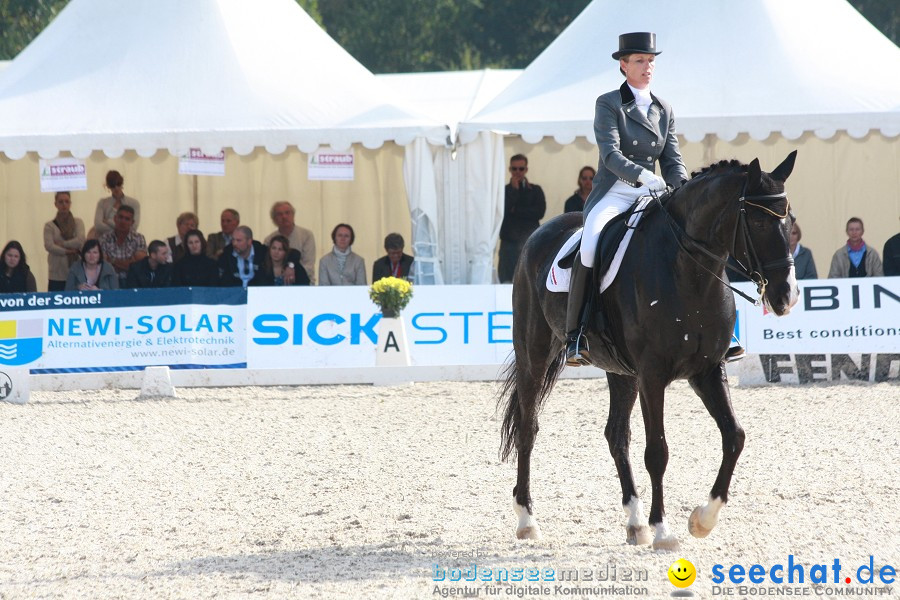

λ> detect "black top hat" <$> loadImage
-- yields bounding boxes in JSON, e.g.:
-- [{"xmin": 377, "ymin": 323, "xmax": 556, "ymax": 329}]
[{"xmin": 612, "ymin": 32, "xmax": 661, "ymax": 60}]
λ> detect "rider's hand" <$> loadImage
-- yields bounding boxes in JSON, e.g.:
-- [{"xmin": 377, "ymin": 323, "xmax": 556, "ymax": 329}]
[{"xmin": 638, "ymin": 170, "xmax": 667, "ymax": 192}]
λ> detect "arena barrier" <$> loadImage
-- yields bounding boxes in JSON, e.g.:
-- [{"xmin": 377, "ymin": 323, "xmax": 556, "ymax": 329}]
[{"xmin": 0, "ymin": 279, "xmax": 897, "ymax": 397}]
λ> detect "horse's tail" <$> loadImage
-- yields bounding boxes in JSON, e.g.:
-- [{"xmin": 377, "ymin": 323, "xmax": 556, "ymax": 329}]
[{"xmin": 497, "ymin": 350, "xmax": 566, "ymax": 462}]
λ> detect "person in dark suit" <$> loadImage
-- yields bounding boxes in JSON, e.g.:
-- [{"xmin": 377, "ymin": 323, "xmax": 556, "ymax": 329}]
[
  {"xmin": 563, "ymin": 166, "xmax": 596, "ymax": 213},
  {"xmin": 173, "ymin": 230, "xmax": 219, "ymax": 287},
  {"xmin": 883, "ymin": 220, "xmax": 900, "ymax": 276},
  {"xmin": 566, "ymin": 32, "xmax": 689, "ymax": 366},
  {"xmin": 217, "ymin": 226, "xmax": 273, "ymax": 287},
  {"xmin": 206, "ymin": 208, "xmax": 240, "ymax": 259},
  {"xmin": 498, "ymin": 154, "xmax": 545, "ymax": 283},
  {"xmin": 125, "ymin": 239, "xmax": 173, "ymax": 288},
  {"xmin": 372, "ymin": 233, "xmax": 414, "ymax": 282}
]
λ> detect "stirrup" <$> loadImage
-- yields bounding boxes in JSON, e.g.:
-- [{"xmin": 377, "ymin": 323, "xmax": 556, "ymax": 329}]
[
  {"xmin": 566, "ymin": 331, "xmax": 591, "ymax": 367},
  {"xmin": 724, "ymin": 346, "xmax": 745, "ymax": 363}
]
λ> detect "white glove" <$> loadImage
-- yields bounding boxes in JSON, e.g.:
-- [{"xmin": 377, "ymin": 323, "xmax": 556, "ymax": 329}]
[{"xmin": 637, "ymin": 169, "xmax": 667, "ymax": 192}]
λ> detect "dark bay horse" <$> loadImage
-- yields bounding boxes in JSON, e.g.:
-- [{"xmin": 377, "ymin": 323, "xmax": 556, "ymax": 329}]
[{"xmin": 498, "ymin": 152, "xmax": 798, "ymax": 550}]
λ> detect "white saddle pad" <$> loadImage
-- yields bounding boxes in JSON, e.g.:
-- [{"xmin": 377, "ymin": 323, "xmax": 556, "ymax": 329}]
[{"xmin": 546, "ymin": 195, "xmax": 654, "ymax": 293}]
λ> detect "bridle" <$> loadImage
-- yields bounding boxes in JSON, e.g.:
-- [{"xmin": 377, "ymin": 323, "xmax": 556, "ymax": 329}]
[{"xmin": 654, "ymin": 176, "xmax": 791, "ymax": 305}]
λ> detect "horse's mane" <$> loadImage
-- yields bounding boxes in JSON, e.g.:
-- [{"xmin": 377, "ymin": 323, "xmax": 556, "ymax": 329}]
[{"xmin": 690, "ymin": 159, "xmax": 747, "ymax": 179}]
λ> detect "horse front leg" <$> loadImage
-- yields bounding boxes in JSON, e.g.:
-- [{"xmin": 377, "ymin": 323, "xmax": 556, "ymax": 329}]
[
  {"xmin": 687, "ymin": 363, "xmax": 745, "ymax": 538},
  {"xmin": 639, "ymin": 377, "xmax": 679, "ymax": 551},
  {"xmin": 605, "ymin": 373, "xmax": 651, "ymax": 545}
]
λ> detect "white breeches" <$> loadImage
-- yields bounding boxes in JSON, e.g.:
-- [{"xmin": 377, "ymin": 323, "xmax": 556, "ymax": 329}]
[{"xmin": 581, "ymin": 182, "xmax": 647, "ymax": 268}]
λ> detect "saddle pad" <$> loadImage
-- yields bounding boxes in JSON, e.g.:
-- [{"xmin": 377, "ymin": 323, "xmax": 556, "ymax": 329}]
[{"xmin": 546, "ymin": 195, "xmax": 654, "ymax": 293}]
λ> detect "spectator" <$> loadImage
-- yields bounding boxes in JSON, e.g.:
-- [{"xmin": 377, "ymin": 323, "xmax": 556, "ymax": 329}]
[
  {"xmin": 218, "ymin": 226, "xmax": 273, "ymax": 287},
  {"xmin": 126, "ymin": 240, "xmax": 173, "ymax": 288},
  {"xmin": 499, "ymin": 154, "xmax": 545, "ymax": 283},
  {"xmin": 167, "ymin": 211, "xmax": 198, "ymax": 263},
  {"xmin": 372, "ymin": 233, "xmax": 414, "ymax": 282},
  {"xmin": 263, "ymin": 235, "xmax": 310, "ymax": 286},
  {"xmin": 828, "ymin": 217, "xmax": 883, "ymax": 278},
  {"xmin": 883, "ymin": 223, "xmax": 900, "ymax": 276},
  {"xmin": 92, "ymin": 170, "xmax": 140, "ymax": 238},
  {"xmin": 319, "ymin": 223, "xmax": 366, "ymax": 286},
  {"xmin": 65, "ymin": 239, "xmax": 119, "ymax": 291},
  {"xmin": 43, "ymin": 191, "xmax": 86, "ymax": 291},
  {"xmin": 790, "ymin": 222, "xmax": 817, "ymax": 279},
  {"xmin": 0, "ymin": 241, "xmax": 37, "ymax": 293},
  {"xmin": 99, "ymin": 205, "xmax": 147, "ymax": 286},
  {"xmin": 264, "ymin": 201, "xmax": 317, "ymax": 284},
  {"xmin": 173, "ymin": 230, "xmax": 219, "ymax": 287},
  {"xmin": 563, "ymin": 166, "xmax": 596, "ymax": 213},
  {"xmin": 207, "ymin": 208, "xmax": 240, "ymax": 259}
]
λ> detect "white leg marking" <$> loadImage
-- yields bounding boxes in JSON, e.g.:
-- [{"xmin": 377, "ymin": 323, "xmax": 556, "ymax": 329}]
[
  {"xmin": 623, "ymin": 496, "xmax": 652, "ymax": 545},
  {"xmin": 689, "ymin": 495, "xmax": 725, "ymax": 538},
  {"xmin": 651, "ymin": 518, "xmax": 680, "ymax": 551},
  {"xmin": 514, "ymin": 501, "xmax": 542, "ymax": 540}
]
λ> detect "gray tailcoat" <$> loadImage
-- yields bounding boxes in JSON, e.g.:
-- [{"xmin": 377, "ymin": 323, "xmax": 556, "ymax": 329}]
[{"xmin": 584, "ymin": 82, "xmax": 688, "ymax": 216}]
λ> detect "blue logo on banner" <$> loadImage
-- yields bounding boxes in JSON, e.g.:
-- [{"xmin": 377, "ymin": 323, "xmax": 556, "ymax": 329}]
[{"xmin": 0, "ymin": 318, "xmax": 43, "ymax": 366}]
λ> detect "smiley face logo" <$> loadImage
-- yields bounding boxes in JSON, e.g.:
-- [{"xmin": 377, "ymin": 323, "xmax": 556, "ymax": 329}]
[{"xmin": 668, "ymin": 558, "xmax": 696, "ymax": 588}]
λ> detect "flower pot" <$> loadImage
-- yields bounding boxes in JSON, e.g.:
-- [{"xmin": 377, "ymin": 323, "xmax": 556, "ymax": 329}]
[{"xmin": 381, "ymin": 308, "xmax": 398, "ymax": 318}]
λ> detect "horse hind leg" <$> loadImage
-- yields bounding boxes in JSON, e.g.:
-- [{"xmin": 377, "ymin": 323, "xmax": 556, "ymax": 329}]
[
  {"xmin": 687, "ymin": 364, "xmax": 745, "ymax": 539},
  {"xmin": 605, "ymin": 373, "xmax": 651, "ymax": 546},
  {"xmin": 638, "ymin": 376, "xmax": 680, "ymax": 551}
]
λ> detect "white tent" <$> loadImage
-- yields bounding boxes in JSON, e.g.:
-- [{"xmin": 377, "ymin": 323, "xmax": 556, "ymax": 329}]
[
  {"xmin": 457, "ymin": 0, "xmax": 900, "ymax": 271},
  {"xmin": 0, "ymin": 0, "xmax": 446, "ymax": 158},
  {"xmin": 0, "ymin": 0, "xmax": 453, "ymax": 288},
  {"xmin": 460, "ymin": 0, "xmax": 900, "ymax": 144}
]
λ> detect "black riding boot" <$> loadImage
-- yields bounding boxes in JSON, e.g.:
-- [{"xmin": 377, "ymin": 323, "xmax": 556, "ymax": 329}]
[{"xmin": 565, "ymin": 255, "xmax": 593, "ymax": 367}]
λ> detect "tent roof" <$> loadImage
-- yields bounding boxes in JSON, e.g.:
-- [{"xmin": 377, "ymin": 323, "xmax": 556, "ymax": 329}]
[
  {"xmin": 0, "ymin": 0, "xmax": 447, "ymax": 159},
  {"xmin": 460, "ymin": 0, "xmax": 900, "ymax": 144},
  {"xmin": 376, "ymin": 69, "xmax": 521, "ymax": 142}
]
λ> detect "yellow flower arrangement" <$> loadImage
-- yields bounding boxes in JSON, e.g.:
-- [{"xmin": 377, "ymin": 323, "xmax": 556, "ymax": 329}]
[{"xmin": 369, "ymin": 276, "xmax": 413, "ymax": 317}]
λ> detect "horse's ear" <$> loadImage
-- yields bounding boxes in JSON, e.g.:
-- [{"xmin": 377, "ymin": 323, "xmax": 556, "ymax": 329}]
[
  {"xmin": 770, "ymin": 150, "xmax": 798, "ymax": 182},
  {"xmin": 747, "ymin": 158, "xmax": 762, "ymax": 190}
]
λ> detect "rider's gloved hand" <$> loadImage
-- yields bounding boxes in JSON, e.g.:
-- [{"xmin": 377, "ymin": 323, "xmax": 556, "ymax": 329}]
[{"xmin": 638, "ymin": 170, "xmax": 667, "ymax": 192}]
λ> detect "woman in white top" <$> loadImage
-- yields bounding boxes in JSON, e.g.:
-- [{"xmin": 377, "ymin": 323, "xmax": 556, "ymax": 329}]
[
  {"xmin": 93, "ymin": 170, "xmax": 140, "ymax": 237},
  {"xmin": 318, "ymin": 223, "xmax": 366, "ymax": 286}
]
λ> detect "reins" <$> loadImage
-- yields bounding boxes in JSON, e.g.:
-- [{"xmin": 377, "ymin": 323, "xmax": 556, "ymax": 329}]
[{"xmin": 652, "ymin": 177, "xmax": 790, "ymax": 306}]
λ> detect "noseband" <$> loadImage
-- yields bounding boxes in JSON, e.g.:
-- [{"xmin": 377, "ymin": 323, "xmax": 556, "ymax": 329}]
[{"xmin": 655, "ymin": 177, "xmax": 790, "ymax": 305}]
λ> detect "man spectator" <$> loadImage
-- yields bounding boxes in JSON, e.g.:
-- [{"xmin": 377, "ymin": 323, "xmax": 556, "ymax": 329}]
[
  {"xmin": 883, "ymin": 222, "xmax": 900, "ymax": 276},
  {"xmin": 264, "ymin": 201, "xmax": 316, "ymax": 284},
  {"xmin": 372, "ymin": 233, "xmax": 414, "ymax": 282},
  {"xmin": 207, "ymin": 208, "xmax": 240, "ymax": 259},
  {"xmin": 167, "ymin": 211, "xmax": 198, "ymax": 263},
  {"xmin": 126, "ymin": 240, "xmax": 173, "ymax": 288},
  {"xmin": 99, "ymin": 205, "xmax": 147, "ymax": 286},
  {"xmin": 498, "ymin": 154, "xmax": 545, "ymax": 283},
  {"xmin": 828, "ymin": 217, "xmax": 883, "ymax": 278},
  {"xmin": 218, "ymin": 225, "xmax": 273, "ymax": 287}
]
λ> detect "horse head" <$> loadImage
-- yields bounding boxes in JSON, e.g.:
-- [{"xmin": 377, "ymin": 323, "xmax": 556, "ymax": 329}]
[{"xmin": 737, "ymin": 151, "xmax": 799, "ymax": 315}]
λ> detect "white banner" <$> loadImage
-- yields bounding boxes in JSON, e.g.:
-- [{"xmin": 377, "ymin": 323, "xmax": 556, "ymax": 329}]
[
  {"xmin": 0, "ymin": 289, "xmax": 246, "ymax": 370},
  {"xmin": 308, "ymin": 149, "xmax": 354, "ymax": 181},
  {"xmin": 246, "ymin": 285, "xmax": 512, "ymax": 368},
  {"xmin": 178, "ymin": 148, "xmax": 226, "ymax": 176},
  {"xmin": 38, "ymin": 157, "xmax": 88, "ymax": 192}
]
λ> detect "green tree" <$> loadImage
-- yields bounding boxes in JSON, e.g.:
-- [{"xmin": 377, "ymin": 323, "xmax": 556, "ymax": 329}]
[
  {"xmin": 851, "ymin": 0, "xmax": 899, "ymax": 45},
  {"xmin": 0, "ymin": 0, "xmax": 68, "ymax": 60}
]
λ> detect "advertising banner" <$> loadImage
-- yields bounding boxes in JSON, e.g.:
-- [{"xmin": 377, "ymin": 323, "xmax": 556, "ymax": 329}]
[
  {"xmin": 38, "ymin": 157, "xmax": 88, "ymax": 192},
  {"xmin": 178, "ymin": 148, "xmax": 226, "ymax": 176},
  {"xmin": 0, "ymin": 288, "xmax": 246, "ymax": 371},
  {"xmin": 246, "ymin": 285, "xmax": 512, "ymax": 368},
  {"xmin": 307, "ymin": 149, "xmax": 354, "ymax": 181}
]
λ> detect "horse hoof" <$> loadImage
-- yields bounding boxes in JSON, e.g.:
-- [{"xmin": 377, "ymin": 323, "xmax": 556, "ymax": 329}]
[
  {"xmin": 516, "ymin": 525, "xmax": 542, "ymax": 540},
  {"xmin": 688, "ymin": 506, "xmax": 713, "ymax": 538},
  {"xmin": 626, "ymin": 525, "xmax": 652, "ymax": 545},
  {"xmin": 651, "ymin": 535, "xmax": 680, "ymax": 552}
]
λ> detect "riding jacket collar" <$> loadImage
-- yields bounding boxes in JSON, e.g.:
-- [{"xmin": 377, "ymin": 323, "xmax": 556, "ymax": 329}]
[{"xmin": 619, "ymin": 82, "xmax": 662, "ymax": 135}]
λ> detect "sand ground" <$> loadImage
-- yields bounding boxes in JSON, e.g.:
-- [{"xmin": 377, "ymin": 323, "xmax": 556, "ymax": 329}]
[{"xmin": 1, "ymin": 378, "xmax": 898, "ymax": 599}]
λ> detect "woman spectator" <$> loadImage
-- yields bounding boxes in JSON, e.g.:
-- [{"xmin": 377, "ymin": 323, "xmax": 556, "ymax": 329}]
[
  {"xmin": 173, "ymin": 230, "xmax": 219, "ymax": 287},
  {"xmin": 0, "ymin": 241, "xmax": 37, "ymax": 293},
  {"xmin": 318, "ymin": 223, "xmax": 366, "ymax": 286},
  {"xmin": 563, "ymin": 166, "xmax": 596, "ymax": 213},
  {"xmin": 44, "ymin": 191, "xmax": 86, "ymax": 291},
  {"xmin": 790, "ymin": 222, "xmax": 817, "ymax": 279},
  {"xmin": 92, "ymin": 170, "xmax": 141, "ymax": 238},
  {"xmin": 263, "ymin": 235, "xmax": 310, "ymax": 286},
  {"xmin": 65, "ymin": 239, "xmax": 119, "ymax": 291}
]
